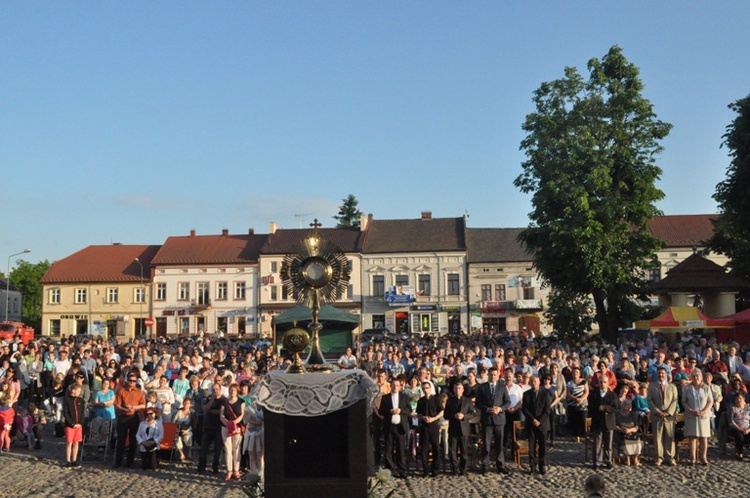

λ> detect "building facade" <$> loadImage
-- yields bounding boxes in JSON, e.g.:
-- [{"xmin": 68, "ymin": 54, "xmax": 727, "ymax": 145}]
[
  {"xmin": 150, "ymin": 229, "xmax": 266, "ymax": 338},
  {"xmin": 361, "ymin": 213, "xmax": 468, "ymax": 336},
  {"xmin": 0, "ymin": 279, "xmax": 23, "ymax": 323},
  {"xmin": 40, "ymin": 245, "xmax": 160, "ymax": 339},
  {"xmin": 257, "ymin": 222, "xmax": 365, "ymax": 338}
]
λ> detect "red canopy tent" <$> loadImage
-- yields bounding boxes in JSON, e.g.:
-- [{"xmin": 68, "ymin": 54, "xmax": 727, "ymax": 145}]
[
  {"xmin": 717, "ymin": 308, "xmax": 750, "ymax": 343},
  {"xmin": 648, "ymin": 306, "xmax": 735, "ymax": 329}
]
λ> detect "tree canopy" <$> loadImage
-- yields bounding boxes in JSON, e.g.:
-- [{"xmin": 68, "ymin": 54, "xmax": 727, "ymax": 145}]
[
  {"xmin": 708, "ymin": 93, "xmax": 750, "ymax": 306},
  {"xmin": 7, "ymin": 259, "xmax": 50, "ymax": 330},
  {"xmin": 333, "ymin": 194, "xmax": 363, "ymax": 229},
  {"xmin": 514, "ymin": 46, "xmax": 672, "ymax": 343}
]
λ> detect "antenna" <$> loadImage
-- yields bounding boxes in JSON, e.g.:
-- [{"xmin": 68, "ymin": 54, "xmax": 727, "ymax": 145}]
[{"xmin": 294, "ymin": 213, "xmax": 313, "ymax": 228}]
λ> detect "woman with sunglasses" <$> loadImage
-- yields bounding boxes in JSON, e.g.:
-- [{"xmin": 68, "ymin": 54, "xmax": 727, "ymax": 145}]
[{"xmin": 136, "ymin": 407, "xmax": 164, "ymax": 470}]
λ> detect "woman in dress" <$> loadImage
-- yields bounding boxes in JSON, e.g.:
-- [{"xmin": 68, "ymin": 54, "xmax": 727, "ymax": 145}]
[
  {"xmin": 682, "ymin": 369, "xmax": 714, "ymax": 465},
  {"xmin": 220, "ymin": 382, "xmax": 245, "ymax": 481},
  {"xmin": 566, "ymin": 367, "xmax": 589, "ymax": 441},
  {"xmin": 0, "ymin": 382, "xmax": 15, "ymax": 451},
  {"xmin": 729, "ymin": 393, "xmax": 750, "ymax": 460},
  {"xmin": 243, "ymin": 401, "xmax": 265, "ymax": 474},
  {"xmin": 172, "ymin": 397, "xmax": 196, "ymax": 462},
  {"xmin": 615, "ymin": 398, "xmax": 642, "ymax": 466}
]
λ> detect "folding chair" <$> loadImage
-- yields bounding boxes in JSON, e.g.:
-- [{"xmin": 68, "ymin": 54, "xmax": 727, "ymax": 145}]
[
  {"xmin": 160, "ymin": 422, "xmax": 179, "ymax": 464},
  {"xmin": 512, "ymin": 420, "xmax": 529, "ymax": 467},
  {"xmin": 83, "ymin": 417, "xmax": 115, "ymax": 462}
]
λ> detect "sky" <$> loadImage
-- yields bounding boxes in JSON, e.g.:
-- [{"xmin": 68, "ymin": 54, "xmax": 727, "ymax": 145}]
[{"xmin": 2, "ymin": 2, "xmax": 749, "ymax": 266}]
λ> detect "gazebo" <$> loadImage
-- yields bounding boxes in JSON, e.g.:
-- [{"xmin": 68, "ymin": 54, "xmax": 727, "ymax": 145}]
[{"xmin": 650, "ymin": 253, "xmax": 750, "ymax": 318}]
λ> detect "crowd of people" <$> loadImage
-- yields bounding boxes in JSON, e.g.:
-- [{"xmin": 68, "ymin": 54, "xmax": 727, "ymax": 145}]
[{"xmin": 0, "ymin": 326, "xmax": 748, "ymax": 483}]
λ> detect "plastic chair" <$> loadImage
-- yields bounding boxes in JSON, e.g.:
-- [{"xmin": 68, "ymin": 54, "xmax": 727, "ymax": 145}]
[{"xmin": 160, "ymin": 422, "xmax": 179, "ymax": 464}]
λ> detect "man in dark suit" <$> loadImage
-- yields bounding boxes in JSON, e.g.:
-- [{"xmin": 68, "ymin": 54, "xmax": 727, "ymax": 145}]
[
  {"xmin": 416, "ymin": 381, "xmax": 444, "ymax": 477},
  {"xmin": 379, "ymin": 377, "xmax": 411, "ymax": 478},
  {"xmin": 444, "ymin": 381, "xmax": 476, "ymax": 475},
  {"xmin": 475, "ymin": 366, "xmax": 511, "ymax": 474},
  {"xmin": 521, "ymin": 375, "xmax": 552, "ymax": 474},
  {"xmin": 588, "ymin": 374, "xmax": 619, "ymax": 469}
]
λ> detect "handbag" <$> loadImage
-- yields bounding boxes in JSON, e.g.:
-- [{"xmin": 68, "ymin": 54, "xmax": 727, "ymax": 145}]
[
  {"xmin": 226, "ymin": 403, "xmax": 245, "ymax": 436},
  {"xmin": 141, "ymin": 438, "xmax": 158, "ymax": 450}
]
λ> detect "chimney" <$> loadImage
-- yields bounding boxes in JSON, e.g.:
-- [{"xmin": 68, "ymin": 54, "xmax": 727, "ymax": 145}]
[
  {"xmin": 360, "ymin": 213, "xmax": 369, "ymax": 231},
  {"xmin": 269, "ymin": 221, "xmax": 278, "ymax": 234},
  {"xmin": 222, "ymin": 229, "xmax": 229, "ymax": 236},
  {"xmin": 190, "ymin": 229, "xmax": 196, "ymax": 237},
  {"xmin": 421, "ymin": 211, "xmax": 432, "ymax": 220},
  {"xmin": 248, "ymin": 228, "xmax": 255, "ymax": 234}
]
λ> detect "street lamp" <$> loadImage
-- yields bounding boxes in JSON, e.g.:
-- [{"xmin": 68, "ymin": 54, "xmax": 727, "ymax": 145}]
[
  {"xmin": 134, "ymin": 257, "xmax": 144, "ymax": 336},
  {"xmin": 5, "ymin": 249, "xmax": 31, "ymax": 323}
]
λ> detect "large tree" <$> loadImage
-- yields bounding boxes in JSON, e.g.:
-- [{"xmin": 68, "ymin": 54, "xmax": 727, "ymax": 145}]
[
  {"xmin": 7, "ymin": 259, "xmax": 50, "ymax": 330},
  {"xmin": 333, "ymin": 194, "xmax": 363, "ymax": 229},
  {"xmin": 707, "ymin": 93, "xmax": 750, "ymax": 306},
  {"xmin": 514, "ymin": 46, "xmax": 672, "ymax": 344}
]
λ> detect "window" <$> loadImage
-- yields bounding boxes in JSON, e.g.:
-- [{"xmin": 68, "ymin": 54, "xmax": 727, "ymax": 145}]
[
  {"xmin": 418, "ymin": 274, "xmax": 431, "ymax": 296},
  {"xmin": 49, "ymin": 319, "xmax": 61, "ymax": 336},
  {"xmin": 155, "ymin": 283, "xmax": 166, "ymax": 301},
  {"xmin": 649, "ymin": 267, "xmax": 661, "ymax": 283},
  {"xmin": 270, "ymin": 286, "xmax": 278, "ymax": 301},
  {"xmin": 347, "ymin": 284, "xmax": 353, "ymax": 300},
  {"xmin": 395, "ymin": 275, "xmax": 409, "ymax": 287},
  {"xmin": 372, "ymin": 315, "xmax": 385, "ymax": 329},
  {"xmin": 107, "ymin": 288, "xmax": 119, "ymax": 304},
  {"xmin": 495, "ymin": 284, "xmax": 506, "ymax": 301},
  {"xmin": 372, "ymin": 275, "xmax": 385, "ymax": 297},
  {"xmin": 447, "ymin": 274, "xmax": 459, "ymax": 295},
  {"xmin": 281, "ymin": 285, "xmax": 289, "ymax": 300},
  {"xmin": 234, "ymin": 281, "xmax": 246, "ymax": 300},
  {"xmin": 523, "ymin": 287, "xmax": 535, "ymax": 299},
  {"xmin": 134, "ymin": 287, "xmax": 146, "ymax": 304},
  {"xmin": 75, "ymin": 288, "xmax": 87, "ymax": 304},
  {"xmin": 178, "ymin": 282, "xmax": 190, "ymax": 301},
  {"xmin": 217, "ymin": 282, "xmax": 228, "ymax": 300},
  {"xmin": 347, "ymin": 259, "xmax": 353, "ymax": 272},
  {"xmin": 197, "ymin": 283, "xmax": 209, "ymax": 305},
  {"xmin": 481, "ymin": 284, "xmax": 492, "ymax": 302},
  {"xmin": 420, "ymin": 314, "xmax": 431, "ymax": 332},
  {"xmin": 49, "ymin": 288, "xmax": 60, "ymax": 304},
  {"xmin": 271, "ymin": 261, "xmax": 278, "ymax": 273}
]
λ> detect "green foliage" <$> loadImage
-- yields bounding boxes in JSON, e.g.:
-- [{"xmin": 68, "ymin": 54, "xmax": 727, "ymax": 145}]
[
  {"xmin": 708, "ymin": 93, "xmax": 750, "ymax": 299},
  {"xmin": 514, "ymin": 46, "xmax": 671, "ymax": 343},
  {"xmin": 333, "ymin": 194, "xmax": 363, "ymax": 229},
  {"xmin": 9, "ymin": 260, "xmax": 50, "ymax": 329},
  {"xmin": 544, "ymin": 287, "xmax": 594, "ymax": 343}
]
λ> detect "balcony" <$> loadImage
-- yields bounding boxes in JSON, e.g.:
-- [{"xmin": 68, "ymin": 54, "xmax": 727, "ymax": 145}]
[{"xmin": 512, "ymin": 299, "xmax": 543, "ymax": 311}]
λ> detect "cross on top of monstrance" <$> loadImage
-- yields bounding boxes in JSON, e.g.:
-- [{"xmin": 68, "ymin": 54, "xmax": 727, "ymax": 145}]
[{"xmin": 279, "ymin": 219, "xmax": 351, "ymax": 372}]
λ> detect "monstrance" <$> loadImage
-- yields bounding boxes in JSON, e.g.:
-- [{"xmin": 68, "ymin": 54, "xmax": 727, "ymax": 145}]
[{"xmin": 279, "ymin": 219, "xmax": 351, "ymax": 372}]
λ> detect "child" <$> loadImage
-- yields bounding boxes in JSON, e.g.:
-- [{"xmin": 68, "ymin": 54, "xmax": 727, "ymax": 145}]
[
  {"xmin": 63, "ymin": 383, "xmax": 85, "ymax": 468},
  {"xmin": 14, "ymin": 406, "xmax": 34, "ymax": 449},
  {"xmin": 633, "ymin": 382, "xmax": 650, "ymax": 425},
  {"xmin": 0, "ymin": 382, "xmax": 15, "ymax": 451}
]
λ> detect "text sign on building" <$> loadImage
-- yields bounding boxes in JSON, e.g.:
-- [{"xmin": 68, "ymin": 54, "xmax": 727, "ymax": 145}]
[{"xmin": 385, "ymin": 285, "xmax": 416, "ymax": 306}]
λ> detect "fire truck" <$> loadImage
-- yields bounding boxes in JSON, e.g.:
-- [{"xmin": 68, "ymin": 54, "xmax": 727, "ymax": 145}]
[{"xmin": 0, "ymin": 322, "xmax": 35, "ymax": 345}]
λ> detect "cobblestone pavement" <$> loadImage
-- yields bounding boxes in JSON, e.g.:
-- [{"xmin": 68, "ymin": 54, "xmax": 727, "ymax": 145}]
[{"xmin": 3, "ymin": 428, "xmax": 750, "ymax": 498}]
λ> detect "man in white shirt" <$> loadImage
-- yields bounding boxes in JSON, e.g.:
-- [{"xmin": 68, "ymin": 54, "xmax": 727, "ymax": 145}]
[
  {"xmin": 503, "ymin": 368, "xmax": 524, "ymax": 455},
  {"xmin": 53, "ymin": 349, "xmax": 72, "ymax": 377},
  {"xmin": 337, "ymin": 348, "xmax": 357, "ymax": 370},
  {"xmin": 727, "ymin": 346, "xmax": 743, "ymax": 376}
]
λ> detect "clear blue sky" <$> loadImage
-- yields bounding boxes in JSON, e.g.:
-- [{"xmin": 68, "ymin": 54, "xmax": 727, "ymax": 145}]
[{"xmin": 2, "ymin": 2, "xmax": 749, "ymax": 265}]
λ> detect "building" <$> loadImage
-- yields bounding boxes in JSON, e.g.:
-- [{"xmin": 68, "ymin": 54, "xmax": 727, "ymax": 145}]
[
  {"xmin": 257, "ymin": 221, "xmax": 365, "ymax": 337},
  {"xmin": 39, "ymin": 244, "xmax": 160, "ymax": 338},
  {"xmin": 150, "ymin": 229, "xmax": 267, "ymax": 338},
  {"xmin": 0, "ymin": 279, "xmax": 23, "ymax": 323},
  {"xmin": 360, "ymin": 212, "xmax": 468, "ymax": 336},
  {"xmin": 465, "ymin": 227, "xmax": 548, "ymax": 335}
]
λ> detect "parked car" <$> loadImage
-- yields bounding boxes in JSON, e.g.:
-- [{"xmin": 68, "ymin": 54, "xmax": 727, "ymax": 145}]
[{"xmin": 359, "ymin": 328, "xmax": 392, "ymax": 343}]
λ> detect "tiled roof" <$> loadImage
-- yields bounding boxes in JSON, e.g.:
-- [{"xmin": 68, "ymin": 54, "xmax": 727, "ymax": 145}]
[
  {"xmin": 40, "ymin": 245, "xmax": 161, "ymax": 283},
  {"xmin": 362, "ymin": 217, "xmax": 466, "ymax": 253},
  {"xmin": 0, "ymin": 279, "xmax": 19, "ymax": 292},
  {"xmin": 260, "ymin": 228, "xmax": 364, "ymax": 255},
  {"xmin": 152, "ymin": 233, "xmax": 267, "ymax": 265},
  {"xmin": 466, "ymin": 228, "xmax": 530, "ymax": 263},
  {"xmin": 651, "ymin": 253, "xmax": 750, "ymax": 292},
  {"xmin": 648, "ymin": 214, "xmax": 716, "ymax": 248}
]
